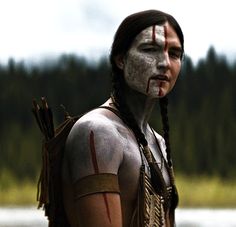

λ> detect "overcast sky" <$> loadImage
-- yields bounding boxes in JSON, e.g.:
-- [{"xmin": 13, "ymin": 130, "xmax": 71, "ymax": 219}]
[{"xmin": 0, "ymin": 0, "xmax": 235, "ymax": 64}]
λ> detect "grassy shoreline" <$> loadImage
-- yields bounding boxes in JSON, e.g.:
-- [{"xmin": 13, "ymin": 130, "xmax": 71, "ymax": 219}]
[
  {"xmin": 0, "ymin": 181, "xmax": 38, "ymax": 206},
  {"xmin": 1, "ymin": 174, "xmax": 236, "ymax": 207},
  {"xmin": 0, "ymin": 170, "xmax": 38, "ymax": 206},
  {"xmin": 176, "ymin": 174, "xmax": 236, "ymax": 208}
]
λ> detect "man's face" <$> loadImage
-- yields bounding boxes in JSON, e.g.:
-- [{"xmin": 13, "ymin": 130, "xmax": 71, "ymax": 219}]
[{"xmin": 121, "ymin": 22, "xmax": 182, "ymax": 98}]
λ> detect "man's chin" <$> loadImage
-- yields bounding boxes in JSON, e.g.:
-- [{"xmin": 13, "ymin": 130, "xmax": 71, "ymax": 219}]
[
  {"xmin": 146, "ymin": 88, "xmax": 167, "ymax": 98},
  {"xmin": 146, "ymin": 93, "xmax": 163, "ymax": 99}
]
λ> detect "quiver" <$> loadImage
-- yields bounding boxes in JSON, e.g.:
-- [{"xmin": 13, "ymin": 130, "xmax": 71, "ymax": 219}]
[{"xmin": 32, "ymin": 98, "xmax": 78, "ymax": 227}]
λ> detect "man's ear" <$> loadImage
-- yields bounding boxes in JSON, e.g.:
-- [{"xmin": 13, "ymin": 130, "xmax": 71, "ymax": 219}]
[{"xmin": 115, "ymin": 55, "xmax": 124, "ymax": 70}]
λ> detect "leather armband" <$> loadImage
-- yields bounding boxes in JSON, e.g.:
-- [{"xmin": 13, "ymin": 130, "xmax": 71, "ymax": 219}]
[{"xmin": 74, "ymin": 173, "xmax": 120, "ymax": 200}]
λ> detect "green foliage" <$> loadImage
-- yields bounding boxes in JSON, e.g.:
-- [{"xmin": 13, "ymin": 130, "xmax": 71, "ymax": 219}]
[
  {"xmin": 0, "ymin": 49, "xmax": 235, "ymax": 182},
  {"xmin": 167, "ymin": 48, "xmax": 236, "ymax": 178}
]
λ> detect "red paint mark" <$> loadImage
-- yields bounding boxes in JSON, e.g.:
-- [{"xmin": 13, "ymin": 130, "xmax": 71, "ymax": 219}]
[
  {"xmin": 89, "ymin": 130, "xmax": 99, "ymax": 174},
  {"xmin": 146, "ymin": 77, "xmax": 161, "ymax": 96},
  {"xmin": 146, "ymin": 77, "xmax": 160, "ymax": 94},
  {"xmin": 89, "ymin": 131, "xmax": 112, "ymax": 224},
  {"xmin": 158, "ymin": 82, "xmax": 163, "ymax": 96},
  {"xmin": 102, "ymin": 194, "xmax": 112, "ymax": 223},
  {"xmin": 164, "ymin": 25, "xmax": 167, "ymax": 52},
  {"xmin": 152, "ymin": 25, "xmax": 156, "ymax": 42},
  {"xmin": 146, "ymin": 78, "xmax": 151, "ymax": 94}
]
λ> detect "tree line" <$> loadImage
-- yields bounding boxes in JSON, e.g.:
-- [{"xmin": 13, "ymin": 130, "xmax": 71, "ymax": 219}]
[{"xmin": 0, "ymin": 46, "xmax": 235, "ymax": 181}]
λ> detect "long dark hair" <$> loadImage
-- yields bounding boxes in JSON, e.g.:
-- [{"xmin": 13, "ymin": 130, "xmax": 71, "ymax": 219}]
[{"xmin": 110, "ymin": 9, "xmax": 184, "ymax": 167}]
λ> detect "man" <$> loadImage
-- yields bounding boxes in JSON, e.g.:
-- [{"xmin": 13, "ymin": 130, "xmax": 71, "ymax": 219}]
[{"xmin": 62, "ymin": 9, "xmax": 184, "ymax": 227}]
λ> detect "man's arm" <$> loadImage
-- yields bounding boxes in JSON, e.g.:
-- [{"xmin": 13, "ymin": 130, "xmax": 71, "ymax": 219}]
[
  {"xmin": 75, "ymin": 193, "xmax": 122, "ymax": 226},
  {"xmin": 65, "ymin": 114, "xmax": 124, "ymax": 226}
]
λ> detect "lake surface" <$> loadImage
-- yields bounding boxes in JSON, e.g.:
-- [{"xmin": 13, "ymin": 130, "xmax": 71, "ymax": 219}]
[{"xmin": 0, "ymin": 207, "xmax": 235, "ymax": 227}]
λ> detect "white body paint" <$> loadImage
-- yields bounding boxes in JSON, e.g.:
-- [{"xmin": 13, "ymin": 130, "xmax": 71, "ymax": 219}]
[{"xmin": 122, "ymin": 24, "xmax": 182, "ymax": 98}]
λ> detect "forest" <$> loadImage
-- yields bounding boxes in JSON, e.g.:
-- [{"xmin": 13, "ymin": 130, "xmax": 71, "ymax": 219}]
[{"xmin": 0, "ymin": 46, "xmax": 236, "ymax": 183}]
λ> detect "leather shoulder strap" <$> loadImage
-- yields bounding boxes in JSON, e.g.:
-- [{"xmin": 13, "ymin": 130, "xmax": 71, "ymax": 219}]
[{"xmin": 97, "ymin": 105, "xmax": 122, "ymax": 119}]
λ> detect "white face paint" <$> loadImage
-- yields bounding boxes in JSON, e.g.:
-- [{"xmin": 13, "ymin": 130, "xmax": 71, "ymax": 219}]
[{"xmin": 122, "ymin": 22, "xmax": 182, "ymax": 98}]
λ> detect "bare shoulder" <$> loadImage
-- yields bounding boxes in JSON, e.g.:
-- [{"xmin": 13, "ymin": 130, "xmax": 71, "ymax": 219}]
[
  {"xmin": 65, "ymin": 108, "xmax": 127, "ymax": 183},
  {"xmin": 67, "ymin": 108, "xmax": 126, "ymax": 150}
]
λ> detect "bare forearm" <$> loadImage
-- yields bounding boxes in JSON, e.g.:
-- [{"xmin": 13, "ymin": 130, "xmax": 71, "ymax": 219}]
[{"xmin": 76, "ymin": 193, "xmax": 122, "ymax": 227}]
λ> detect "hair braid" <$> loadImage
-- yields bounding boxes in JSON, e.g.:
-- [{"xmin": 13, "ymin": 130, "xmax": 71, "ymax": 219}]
[
  {"xmin": 159, "ymin": 96, "xmax": 172, "ymax": 167},
  {"xmin": 112, "ymin": 74, "xmax": 148, "ymax": 147}
]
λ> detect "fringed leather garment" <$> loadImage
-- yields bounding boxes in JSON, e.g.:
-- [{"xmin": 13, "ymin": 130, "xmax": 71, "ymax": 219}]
[{"xmin": 130, "ymin": 145, "xmax": 178, "ymax": 227}]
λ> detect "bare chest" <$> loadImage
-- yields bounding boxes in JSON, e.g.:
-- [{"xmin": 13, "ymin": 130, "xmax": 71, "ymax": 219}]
[{"xmin": 118, "ymin": 135, "xmax": 170, "ymax": 201}]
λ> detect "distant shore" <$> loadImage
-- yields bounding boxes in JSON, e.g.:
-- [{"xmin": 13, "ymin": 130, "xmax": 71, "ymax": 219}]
[{"xmin": 0, "ymin": 174, "xmax": 236, "ymax": 207}]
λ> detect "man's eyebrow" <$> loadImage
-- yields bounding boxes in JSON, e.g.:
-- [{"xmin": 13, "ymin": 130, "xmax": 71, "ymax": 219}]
[
  {"xmin": 138, "ymin": 41, "xmax": 161, "ymax": 47},
  {"xmin": 137, "ymin": 41, "xmax": 182, "ymax": 53},
  {"xmin": 169, "ymin": 46, "xmax": 183, "ymax": 52}
]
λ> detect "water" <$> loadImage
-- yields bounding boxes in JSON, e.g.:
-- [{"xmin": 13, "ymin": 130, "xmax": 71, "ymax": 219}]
[
  {"xmin": 0, "ymin": 207, "xmax": 235, "ymax": 227},
  {"xmin": 0, "ymin": 207, "xmax": 47, "ymax": 227},
  {"xmin": 176, "ymin": 208, "xmax": 236, "ymax": 227}
]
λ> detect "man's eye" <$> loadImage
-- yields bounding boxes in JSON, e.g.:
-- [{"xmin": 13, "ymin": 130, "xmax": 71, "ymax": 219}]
[{"xmin": 169, "ymin": 51, "xmax": 182, "ymax": 59}]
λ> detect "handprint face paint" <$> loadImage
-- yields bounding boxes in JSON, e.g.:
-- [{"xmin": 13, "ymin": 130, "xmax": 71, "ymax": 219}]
[{"xmin": 122, "ymin": 22, "xmax": 182, "ymax": 98}]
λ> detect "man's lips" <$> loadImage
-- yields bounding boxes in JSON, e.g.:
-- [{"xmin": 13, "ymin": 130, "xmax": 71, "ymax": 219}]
[
  {"xmin": 146, "ymin": 75, "xmax": 169, "ymax": 93},
  {"xmin": 149, "ymin": 74, "xmax": 169, "ymax": 81}
]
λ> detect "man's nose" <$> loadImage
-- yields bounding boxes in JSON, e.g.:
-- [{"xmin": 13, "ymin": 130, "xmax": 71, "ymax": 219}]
[{"xmin": 156, "ymin": 52, "xmax": 170, "ymax": 70}]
